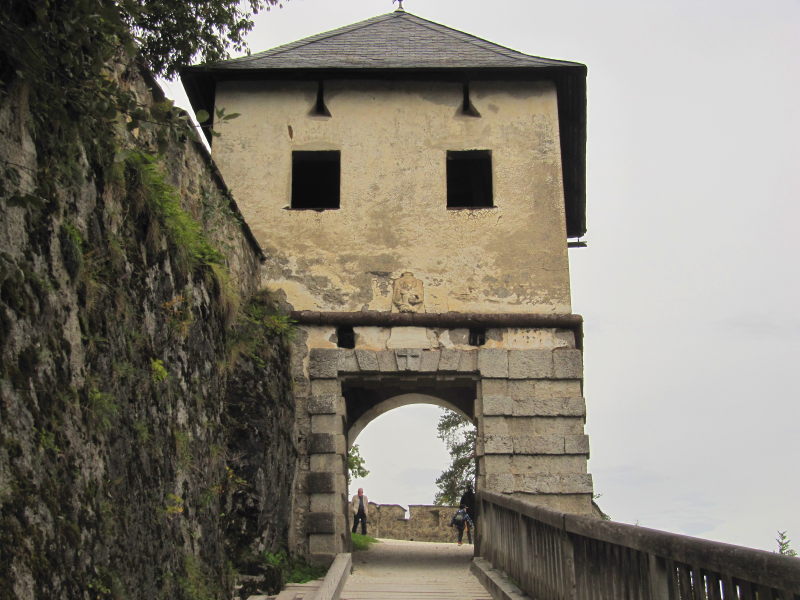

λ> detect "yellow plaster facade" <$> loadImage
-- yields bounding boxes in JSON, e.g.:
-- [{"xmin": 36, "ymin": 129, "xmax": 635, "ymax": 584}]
[{"xmin": 212, "ymin": 79, "xmax": 572, "ymax": 314}]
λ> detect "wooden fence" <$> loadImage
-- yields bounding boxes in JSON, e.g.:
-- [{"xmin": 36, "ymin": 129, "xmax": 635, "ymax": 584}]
[{"xmin": 477, "ymin": 491, "xmax": 800, "ymax": 600}]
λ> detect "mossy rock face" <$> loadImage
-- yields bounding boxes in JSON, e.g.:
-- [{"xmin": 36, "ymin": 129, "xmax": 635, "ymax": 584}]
[
  {"xmin": 0, "ymin": 54, "xmax": 293, "ymax": 600},
  {"xmin": 59, "ymin": 223, "xmax": 84, "ymax": 280},
  {"xmin": 0, "ymin": 255, "xmax": 32, "ymax": 315}
]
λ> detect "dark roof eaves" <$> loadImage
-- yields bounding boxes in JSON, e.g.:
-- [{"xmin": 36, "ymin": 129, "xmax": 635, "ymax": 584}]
[{"xmin": 183, "ymin": 63, "xmax": 587, "ymax": 79}]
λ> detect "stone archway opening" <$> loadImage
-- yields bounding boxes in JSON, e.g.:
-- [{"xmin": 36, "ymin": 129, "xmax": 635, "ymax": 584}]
[
  {"xmin": 300, "ymin": 344, "xmax": 591, "ymax": 563},
  {"xmin": 342, "ymin": 385, "xmax": 478, "ymax": 544}
]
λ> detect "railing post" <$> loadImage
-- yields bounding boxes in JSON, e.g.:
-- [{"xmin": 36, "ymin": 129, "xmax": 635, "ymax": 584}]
[
  {"xmin": 475, "ymin": 495, "xmax": 482, "ymax": 556},
  {"xmin": 561, "ymin": 531, "xmax": 578, "ymax": 600},
  {"xmin": 649, "ymin": 554, "xmax": 670, "ymax": 600}
]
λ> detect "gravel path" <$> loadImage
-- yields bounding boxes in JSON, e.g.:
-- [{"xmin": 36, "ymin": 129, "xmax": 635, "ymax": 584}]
[{"xmin": 341, "ymin": 538, "xmax": 492, "ymax": 600}]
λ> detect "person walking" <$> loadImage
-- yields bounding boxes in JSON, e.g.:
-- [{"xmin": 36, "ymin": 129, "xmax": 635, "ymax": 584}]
[
  {"xmin": 459, "ymin": 483, "xmax": 476, "ymax": 523},
  {"xmin": 459, "ymin": 482, "xmax": 476, "ymax": 543},
  {"xmin": 450, "ymin": 504, "xmax": 474, "ymax": 545},
  {"xmin": 351, "ymin": 487, "xmax": 368, "ymax": 535}
]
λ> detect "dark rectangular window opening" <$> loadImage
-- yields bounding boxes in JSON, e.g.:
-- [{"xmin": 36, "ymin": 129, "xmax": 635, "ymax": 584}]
[
  {"xmin": 447, "ymin": 150, "xmax": 493, "ymax": 208},
  {"xmin": 468, "ymin": 327, "xmax": 486, "ymax": 347},
  {"xmin": 291, "ymin": 150, "xmax": 340, "ymax": 209},
  {"xmin": 336, "ymin": 325, "xmax": 355, "ymax": 349}
]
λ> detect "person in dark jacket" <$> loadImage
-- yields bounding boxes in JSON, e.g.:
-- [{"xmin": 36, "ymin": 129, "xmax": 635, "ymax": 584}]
[
  {"xmin": 450, "ymin": 505, "xmax": 474, "ymax": 545},
  {"xmin": 459, "ymin": 483, "xmax": 475, "ymax": 523},
  {"xmin": 459, "ymin": 482, "xmax": 476, "ymax": 544}
]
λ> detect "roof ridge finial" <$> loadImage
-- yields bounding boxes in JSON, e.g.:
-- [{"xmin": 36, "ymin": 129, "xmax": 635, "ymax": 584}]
[{"xmin": 393, "ymin": 0, "xmax": 405, "ymax": 11}]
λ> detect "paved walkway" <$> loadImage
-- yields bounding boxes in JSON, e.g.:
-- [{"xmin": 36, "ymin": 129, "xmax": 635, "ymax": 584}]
[{"xmin": 340, "ymin": 538, "xmax": 492, "ymax": 600}]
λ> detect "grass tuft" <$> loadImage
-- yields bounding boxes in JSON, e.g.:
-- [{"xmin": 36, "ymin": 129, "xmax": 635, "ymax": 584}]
[
  {"xmin": 262, "ymin": 550, "xmax": 327, "ymax": 585},
  {"xmin": 351, "ymin": 532, "xmax": 379, "ymax": 551},
  {"xmin": 125, "ymin": 152, "xmax": 223, "ymax": 269}
]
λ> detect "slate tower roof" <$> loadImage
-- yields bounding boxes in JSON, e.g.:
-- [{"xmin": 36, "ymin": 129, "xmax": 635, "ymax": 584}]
[
  {"xmin": 201, "ymin": 11, "xmax": 584, "ymax": 71},
  {"xmin": 180, "ymin": 10, "xmax": 587, "ymax": 237}
]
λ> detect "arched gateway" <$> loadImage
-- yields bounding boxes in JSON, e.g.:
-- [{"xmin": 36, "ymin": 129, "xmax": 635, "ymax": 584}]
[
  {"xmin": 289, "ymin": 319, "xmax": 592, "ymax": 562},
  {"xmin": 182, "ymin": 8, "xmax": 594, "ymax": 564}
]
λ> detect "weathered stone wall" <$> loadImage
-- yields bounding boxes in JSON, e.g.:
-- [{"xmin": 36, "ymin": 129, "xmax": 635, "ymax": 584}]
[
  {"xmin": 0, "ymin": 62, "xmax": 296, "ymax": 599},
  {"xmin": 213, "ymin": 80, "xmax": 571, "ymax": 314},
  {"xmin": 367, "ymin": 504, "xmax": 466, "ymax": 543}
]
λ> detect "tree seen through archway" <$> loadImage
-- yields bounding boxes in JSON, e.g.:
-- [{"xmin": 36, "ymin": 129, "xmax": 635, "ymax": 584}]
[
  {"xmin": 434, "ymin": 409, "xmax": 476, "ymax": 506},
  {"xmin": 346, "ymin": 405, "xmax": 476, "ymax": 509},
  {"xmin": 347, "ymin": 405, "xmax": 460, "ymax": 509}
]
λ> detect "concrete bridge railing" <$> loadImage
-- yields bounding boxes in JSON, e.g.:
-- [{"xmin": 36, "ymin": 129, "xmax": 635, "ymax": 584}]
[{"xmin": 476, "ymin": 491, "xmax": 800, "ymax": 600}]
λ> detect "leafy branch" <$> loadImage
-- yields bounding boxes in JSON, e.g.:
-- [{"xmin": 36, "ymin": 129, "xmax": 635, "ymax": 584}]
[
  {"xmin": 347, "ymin": 444, "xmax": 369, "ymax": 482},
  {"xmin": 434, "ymin": 409, "xmax": 476, "ymax": 506},
  {"xmin": 776, "ymin": 531, "xmax": 798, "ymax": 557}
]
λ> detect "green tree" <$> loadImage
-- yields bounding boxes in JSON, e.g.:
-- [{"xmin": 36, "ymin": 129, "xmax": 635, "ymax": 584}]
[
  {"xmin": 434, "ymin": 409, "xmax": 476, "ymax": 505},
  {"xmin": 347, "ymin": 444, "xmax": 369, "ymax": 482},
  {"xmin": 776, "ymin": 531, "xmax": 798, "ymax": 557},
  {"xmin": 2, "ymin": 0, "xmax": 286, "ymax": 81},
  {"xmin": 0, "ymin": 0, "xmax": 286, "ymax": 198},
  {"xmin": 121, "ymin": 0, "xmax": 287, "ymax": 78}
]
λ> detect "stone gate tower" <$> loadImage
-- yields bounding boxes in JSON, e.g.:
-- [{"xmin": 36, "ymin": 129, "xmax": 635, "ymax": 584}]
[{"xmin": 182, "ymin": 9, "xmax": 591, "ymax": 563}]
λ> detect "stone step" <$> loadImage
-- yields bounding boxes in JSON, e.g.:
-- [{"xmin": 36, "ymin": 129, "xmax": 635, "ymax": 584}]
[
  {"xmin": 341, "ymin": 588, "xmax": 491, "ymax": 599},
  {"xmin": 341, "ymin": 578, "xmax": 492, "ymax": 599}
]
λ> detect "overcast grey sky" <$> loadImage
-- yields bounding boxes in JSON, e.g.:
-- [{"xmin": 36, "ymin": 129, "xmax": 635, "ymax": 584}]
[{"xmin": 162, "ymin": 0, "xmax": 800, "ymax": 553}]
